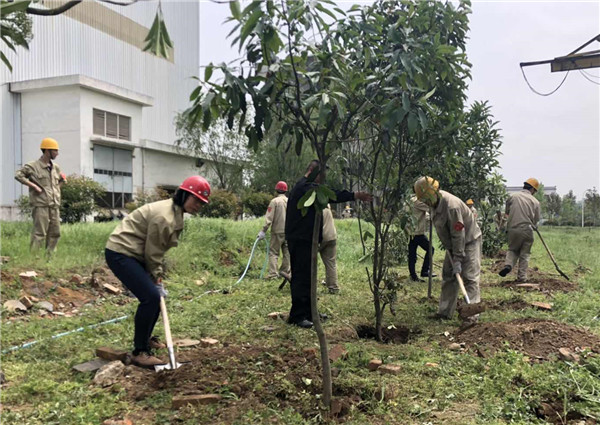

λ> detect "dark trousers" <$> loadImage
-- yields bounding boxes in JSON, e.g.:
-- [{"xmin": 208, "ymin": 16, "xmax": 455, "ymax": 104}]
[
  {"xmin": 105, "ymin": 248, "xmax": 161, "ymax": 353},
  {"xmin": 408, "ymin": 234, "xmax": 434, "ymax": 278},
  {"xmin": 287, "ymin": 239, "xmax": 312, "ymax": 324}
]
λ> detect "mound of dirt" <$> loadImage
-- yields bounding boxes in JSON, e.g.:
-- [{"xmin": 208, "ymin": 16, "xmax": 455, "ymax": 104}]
[
  {"xmin": 486, "ymin": 297, "xmax": 531, "ymax": 312},
  {"xmin": 499, "ymin": 276, "xmax": 577, "ymax": 293},
  {"xmin": 455, "ymin": 318, "xmax": 600, "ymax": 360},
  {"xmin": 118, "ymin": 343, "xmax": 361, "ymax": 423}
]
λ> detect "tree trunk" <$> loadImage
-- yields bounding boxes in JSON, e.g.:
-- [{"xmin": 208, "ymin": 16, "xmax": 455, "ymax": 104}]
[
  {"xmin": 374, "ymin": 284, "xmax": 383, "ymax": 342},
  {"xmin": 310, "ymin": 211, "xmax": 332, "ymax": 409}
]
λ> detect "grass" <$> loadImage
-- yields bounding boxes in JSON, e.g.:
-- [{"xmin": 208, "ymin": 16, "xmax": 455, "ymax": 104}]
[{"xmin": 1, "ymin": 218, "xmax": 599, "ymax": 424}]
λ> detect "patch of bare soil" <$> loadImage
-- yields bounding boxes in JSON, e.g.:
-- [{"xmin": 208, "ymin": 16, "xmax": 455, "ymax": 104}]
[
  {"xmin": 355, "ymin": 324, "xmax": 419, "ymax": 344},
  {"xmin": 455, "ymin": 318, "xmax": 600, "ymax": 360},
  {"xmin": 118, "ymin": 343, "xmax": 363, "ymax": 424},
  {"xmin": 535, "ymin": 398, "xmax": 594, "ymax": 425},
  {"xmin": 485, "ymin": 297, "xmax": 531, "ymax": 312}
]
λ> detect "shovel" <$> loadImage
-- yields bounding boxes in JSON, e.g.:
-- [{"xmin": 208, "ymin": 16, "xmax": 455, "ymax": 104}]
[
  {"xmin": 154, "ymin": 297, "xmax": 185, "ymax": 372},
  {"xmin": 531, "ymin": 225, "xmax": 570, "ymax": 281},
  {"xmin": 455, "ymin": 273, "xmax": 486, "ymax": 319}
]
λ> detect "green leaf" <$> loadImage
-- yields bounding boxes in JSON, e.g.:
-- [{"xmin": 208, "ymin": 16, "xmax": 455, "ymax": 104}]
[
  {"xmin": 229, "ymin": 0, "xmax": 241, "ymax": 20},
  {"xmin": 402, "ymin": 92, "xmax": 410, "ymax": 112},
  {"xmin": 304, "ymin": 190, "xmax": 317, "ymax": 208},
  {"xmin": 294, "ymin": 129, "xmax": 303, "ymax": 156},
  {"xmin": 189, "ymin": 85, "xmax": 201, "ymax": 101},
  {"xmin": 205, "ymin": 63, "xmax": 213, "ymax": 81},
  {"xmin": 320, "ymin": 185, "xmax": 337, "ymax": 202},
  {"xmin": 0, "ymin": 50, "xmax": 12, "ymax": 72},
  {"xmin": 240, "ymin": 8, "xmax": 262, "ymax": 47},
  {"xmin": 315, "ymin": 3, "xmax": 337, "ymax": 21},
  {"xmin": 297, "ymin": 188, "xmax": 315, "ymax": 210},
  {"xmin": 407, "ymin": 112, "xmax": 418, "ymax": 135},
  {"xmin": 0, "ymin": 0, "xmax": 31, "ymax": 17},
  {"xmin": 363, "ymin": 230, "xmax": 373, "ymax": 241}
]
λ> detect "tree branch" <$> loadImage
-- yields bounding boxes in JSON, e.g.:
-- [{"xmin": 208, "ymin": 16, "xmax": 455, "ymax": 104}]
[{"xmin": 27, "ymin": 0, "xmax": 82, "ymax": 16}]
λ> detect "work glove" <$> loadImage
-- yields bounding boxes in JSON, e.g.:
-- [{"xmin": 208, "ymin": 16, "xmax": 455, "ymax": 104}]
[
  {"xmin": 257, "ymin": 230, "xmax": 266, "ymax": 240},
  {"xmin": 156, "ymin": 281, "xmax": 168, "ymax": 298},
  {"xmin": 452, "ymin": 260, "xmax": 462, "ymax": 276}
]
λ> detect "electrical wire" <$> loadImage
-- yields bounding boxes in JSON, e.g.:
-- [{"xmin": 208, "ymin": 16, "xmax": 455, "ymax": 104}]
[
  {"xmin": 579, "ymin": 70, "xmax": 600, "ymax": 85},
  {"xmin": 581, "ymin": 69, "xmax": 600, "ymax": 79},
  {"xmin": 520, "ymin": 66, "xmax": 570, "ymax": 96}
]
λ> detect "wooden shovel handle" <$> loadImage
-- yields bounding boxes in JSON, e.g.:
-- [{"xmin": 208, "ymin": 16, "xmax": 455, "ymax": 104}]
[
  {"xmin": 455, "ymin": 273, "xmax": 471, "ymax": 304},
  {"xmin": 159, "ymin": 297, "xmax": 174, "ymax": 349}
]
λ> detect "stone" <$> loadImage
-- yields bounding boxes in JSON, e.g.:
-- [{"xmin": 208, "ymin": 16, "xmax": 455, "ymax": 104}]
[
  {"xmin": 448, "ymin": 343, "xmax": 461, "ymax": 351},
  {"xmin": 267, "ymin": 311, "xmax": 288, "ymax": 320},
  {"xmin": 19, "ymin": 271, "xmax": 37, "ymax": 278},
  {"xmin": 379, "ymin": 364, "xmax": 402, "ymax": 375},
  {"xmin": 172, "ymin": 394, "xmax": 222, "ymax": 409},
  {"xmin": 102, "ymin": 419, "xmax": 132, "ymax": 425},
  {"xmin": 174, "ymin": 338, "xmax": 200, "ymax": 348},
  {"xmin": 530, "ymin": 301, "xmax": 552, "ymax": 311},
  {"xmin": 73, "ymin": 358, "xmax": 110, "ymax": 373},
  {"xmin": 37, "ymin": 301, "xmax": 54, "ymax": 312},
  {"xmin": 93, "ymin": 361, "xmax": 125, "ymax": 387},
  {"xmin": 70, "ymin": 274, "xmax": 83, "ymax": 284},
  {"xmin": 3, "ymin": 300, "xmax": 27, "ymax": 313},
  {"xmin": 328, "ymin": 344, "xmax": 348, "ymax": 362},
  {"xmin": 367, "ymin": 359, "xmax": 382, "ymax": 371},
  {"xmin": 0, "ymin": 256, "xmax": 10, "ymax": 263},
  {"xmin": 19, "ymin": 296, "xmax": 33, "ymax": 309},
  {"xmin": 558, "ymin": 347, "xmax": 580, "ymax": 363},
  {"xmin": 96, "ymin": 347, "xmax": 130, "ymax": 362},
  {"xmin": 425, "ymin": 362, "xmax": 439, "ymax": 368},
  {"xmin": 200, "ymin": 338, "xmax": 219, "ymax": 346},
  {"xmin": 102, "ymin": 283, "xmax": 121, "ymax": 294}
]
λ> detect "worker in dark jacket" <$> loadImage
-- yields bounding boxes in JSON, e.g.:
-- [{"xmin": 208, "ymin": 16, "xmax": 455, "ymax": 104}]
[{"xmin": 285, "ymin": 160, "xmax": 372, "ymax": 328}]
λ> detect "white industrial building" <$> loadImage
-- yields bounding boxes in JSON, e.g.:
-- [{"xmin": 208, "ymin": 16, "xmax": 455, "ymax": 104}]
[{"xmin": 1, "ymin": 1, "xmax": 209, "ymax": 220}]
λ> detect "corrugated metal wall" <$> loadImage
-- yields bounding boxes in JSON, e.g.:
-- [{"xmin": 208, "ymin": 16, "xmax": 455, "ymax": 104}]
[{"xmin": 1, "ymin": 0, "xmax": 199, "ymax": 146}]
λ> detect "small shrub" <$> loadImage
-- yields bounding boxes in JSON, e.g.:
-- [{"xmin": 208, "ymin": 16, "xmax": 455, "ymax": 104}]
[
  {"xmin": 200, "ymin": 190, "xmax": 240, "ymax": 219},
  {"xmin": 243, "ymin": 192, "xmax": 272, "ymax": 217},
  {"xmin": 61, "ymin": 175, "xmax": 106, "ymax": 223},
  {"xmin": 126, "ymin": 187, "xmax": 171, "ymax": 212},
  {"xmin": 15, "ymin": 194, "xmax": 32, "ymax": 218}
]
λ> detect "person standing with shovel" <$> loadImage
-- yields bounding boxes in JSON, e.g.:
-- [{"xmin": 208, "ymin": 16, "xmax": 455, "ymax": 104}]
[
  {"xmin": 105, "ymin": 176, "xmax": 210, "ymax": 367},
  {"xmin": 498, "ymin": 178, "xmax": 541, "ymax": 281},
  {"xmin": 414, "ymin": 177, "xmax": 483, "ymax": 325}
]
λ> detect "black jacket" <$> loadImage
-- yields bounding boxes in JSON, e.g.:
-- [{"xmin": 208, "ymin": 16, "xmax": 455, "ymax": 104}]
[{"xmin": 285, "ymin": 176, "xmax": 355, "ymax": 242}]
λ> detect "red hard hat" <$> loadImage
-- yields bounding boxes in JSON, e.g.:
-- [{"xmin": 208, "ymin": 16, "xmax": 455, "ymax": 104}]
[
  {"xmin": 179, "ymin": 176, "xmax": 211, "ymax": 203},
  {"xmin": 275, "ymin": 181, "xmax": 288, "ymax": 192}
]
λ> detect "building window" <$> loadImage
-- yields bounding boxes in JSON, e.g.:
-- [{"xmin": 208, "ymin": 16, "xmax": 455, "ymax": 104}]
[
  {"xmin": 93, "ymin": 109, "xmax": 131, "ymax": 141},
  {"xmin": 93, "ymin": 145, "xmax": 133, "ymax": 208}
]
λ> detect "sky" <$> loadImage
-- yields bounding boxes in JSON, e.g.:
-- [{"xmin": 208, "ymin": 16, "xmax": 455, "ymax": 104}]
[{"xmin": 199, "ymin": 1, "xmax": 600, "ymax": 200}]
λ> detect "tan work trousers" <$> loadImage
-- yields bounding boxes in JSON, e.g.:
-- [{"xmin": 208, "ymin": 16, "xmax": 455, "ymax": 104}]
[
  {"xmin": 319, "ymin": 240, "xmax": 338, "ymax": 290},
  {"xmin": 505, "ymin": 226, "xmax": 534, "ymax": 280},
  {"xmin": 267, "ymin": 232, "xmax": 290, "ymax": 278},
  {"xmin": 31, "ymin": 206, "xmax": 61, "ymax": 252},
  {"xmin": 439, "ymin": 237, "xmax": 481, "ymax": 319}
]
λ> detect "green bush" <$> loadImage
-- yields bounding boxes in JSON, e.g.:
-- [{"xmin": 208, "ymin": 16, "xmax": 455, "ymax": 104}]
[
  {"xmin": 15, "ymin": 194, "xmax": 32, "ymax": 218},
  {"xmin": 200, "ymin": 190, "xmax": 240, "ymax": 219},
  {"xmin": 125, "ymin": 187, "xmax": 171, "ymax": 213},
  {"xmin": 242, "ymin": 192, "xmax": 272, "ymax": 217},
  {"xmin": 60, "ymin": 174, "xmax": 106, "ymax": 223}
]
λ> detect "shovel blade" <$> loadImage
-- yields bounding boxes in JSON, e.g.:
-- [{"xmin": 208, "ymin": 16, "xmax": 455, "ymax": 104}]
[
  {"xmin": 458, "ymin": 302, "xmax": 486, "ymax": 319},
  {"xmin": 154, "ymin": 361, "xmax": 184, "ymax": 372}
]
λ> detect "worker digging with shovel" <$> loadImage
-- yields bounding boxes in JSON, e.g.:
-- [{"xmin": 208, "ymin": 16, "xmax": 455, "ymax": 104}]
[
  {"xmin": 414, "ymin": 176, "xmax": 485, "ymax": 327},
  {"xmin": 105, "ymin": 176, "xmax": 211, "ymax": 367}
]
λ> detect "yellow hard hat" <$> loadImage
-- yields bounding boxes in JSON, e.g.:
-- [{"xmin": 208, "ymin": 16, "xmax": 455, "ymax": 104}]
[
  {"xmin": 466, "ymin": 199, "xmax": 474, "ymax": 206},
  {"xmin": 414, "ymin": 176, "xmax": 439, "ymax": 204},
  {"xmin": 524, "ymin": 178, "xmax": 540, "ymax": 191},
  {"xmin": 40, "ymin": 138, "xmax": 59, "ymax": 150}
]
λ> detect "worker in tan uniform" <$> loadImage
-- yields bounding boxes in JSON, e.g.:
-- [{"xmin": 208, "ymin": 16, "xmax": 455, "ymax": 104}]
[
  {"xmin": 408, "ymin": 194, "xmax": 436, "ymax": 282},
  {"xmin": 105, "ymin": 176, "xmax": 210, "ymax": 367},
  {"xmin": 258, "ymin": 181, "xmax": 291, "ymax": 279},
  {"xmin": 15, "ymin": 137, "xmax": 66, "ymax": 254},
  {"xmin": 466, "ymin": 199, "xmax": 477, "ymax": 219},
  {"xmin": 319, "ymin": 204, "xmax": 339, "ymax": 294},
  {"xmin": 414, "ymin": 177, "xmax": 482, "ymax": 321},
  {"xmin": 499, "ymin": 178, "xmax": 541, "ymax": 281}
]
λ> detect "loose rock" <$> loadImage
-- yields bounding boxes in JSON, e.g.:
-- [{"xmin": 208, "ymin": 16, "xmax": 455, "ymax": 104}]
[
  {"xmin": 379, "ymin": 364, "xmax": 402, "ymax": 375},
  {"xmin": 328, "ymin": 344, "xmax": 348, "ymax": 362},
  {"xmin": 102, "ymin": 283, "xmax": 121, "ymax": 294},
  {"xmin": 558, "ymin": 347, "xmax": 580, "ymax": 363},
  {"xmin": 530, "ymin": 301, "xmax": 552, "ymax": 311},
  {"xmin": 367, "ymin": 359, "xmax": 382, "ymax": 371},
  {"xmin": 70, "ymin": 274, "xmax": 83, "ymax": 284},
  {"xmin": 19, "ymin": 271, "xmax": 37, "ymax": 278},
  {"xmin": 200, "ymin": 338, "xmax": 219, "ymax": 346},
  {"xmin": 73, "ymin": 358, "xmax": 110, "ymax": 373},
  {"xmin": 93, "ymin": 361, "xmax": 125, "ymax": 387},
  {"xmin": 4, "ymin": 300, "xmax": 28, "ymax": 313},
  {"xmin": 37, "ymin": 301, "xmax": 54, "ymax": 312},
  {"xmin": 19, "ymin": 296, "xmax": 33, "ymax": 309},
  {"xmin": 174, "ymin": 338, "xmax": 200, "ymax": 348},
  {"xmin": 448, "ymin": 343, "xmax": 461, "ymax": 351}
]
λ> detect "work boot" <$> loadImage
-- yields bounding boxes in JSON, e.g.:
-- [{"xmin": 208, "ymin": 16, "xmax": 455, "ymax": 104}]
[
  {"xmin": 428, "ymin": 313, "xmax": 451, "ymax": 321},
  {"xmin": 421, "ymin": 271, "xmax": 437, "ymax": 278},
  {"xmin": 131, "ymin": 351, "xmax": 165, "ymax": 368},
  {"xmin": 292, "ymin": 319, "xmax": 314, "ymax": 329},
  {"xmin": 328, "ymin": 287, "xmax": 340, "ymax": 294},
  {"xmin": 149, "ymin": 336, "xmax": 166, "ymax": 350},
  {"xmin": 498, "ymin": 265, "xmax": 512, "ymax": 277},
  {"xmin": 411, "ymin": 275, "xmax": 425, "ymax": 282}
]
